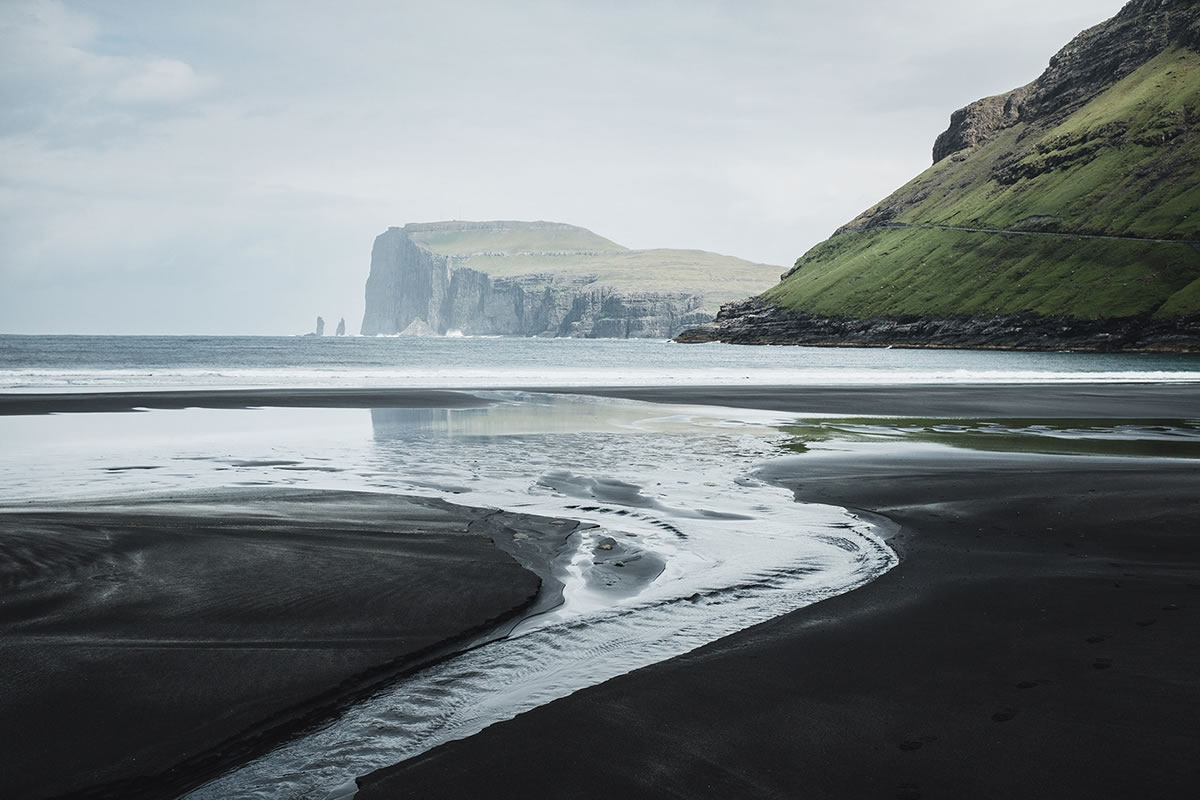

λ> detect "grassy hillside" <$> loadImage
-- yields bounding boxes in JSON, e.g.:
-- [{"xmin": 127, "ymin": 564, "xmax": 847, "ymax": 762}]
[
  {"xmin": 767, "ymin": 227, "xmax": 1200, "ymax": 319},
  {"xmin": 458, "ymin": 249, "xmax": 782, "ymax": 305},
  {"xmin": 408, "ymin": 222, "xmax": 626, "ymax": 255},
  {"xmin": 407, "ymin": 222, "xmax": 783, "ymax": 310},
  {"xmin": 770, "ymin": 45, "xmax": 1200, "ymax": 320}
]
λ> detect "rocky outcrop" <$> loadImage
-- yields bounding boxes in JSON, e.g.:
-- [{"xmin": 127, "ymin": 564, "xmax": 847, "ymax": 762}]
[
  {"xmin": 315, "ymin": 316, "xmax": 325, "ymax": 336},
  {"xmin": 335, "ymin": 318, "xmax": 346, "ymax": 336},
  {"xmin": 931, "ymin": 86, "xmax": 1030, "ymax": 164},
  {"xmin": 676, "ymin": 298, "xmax": 1200, "ymax": 353},
  {"xmin": 360, "ymin": 223, "xmax": 770, "ymax": 338},
  {"xmin": 932, "ymin": 0, "xmax": 1200, "ymax": 163}
]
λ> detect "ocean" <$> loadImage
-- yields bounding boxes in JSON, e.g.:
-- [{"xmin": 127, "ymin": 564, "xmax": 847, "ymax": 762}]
[
  {"xmin": 3, "ymin": 334, "xmax": 1199, "ymax": 390},
  {"xmin": 3, "ymin": 335, "xmax": 1198, "ymax": 798}
]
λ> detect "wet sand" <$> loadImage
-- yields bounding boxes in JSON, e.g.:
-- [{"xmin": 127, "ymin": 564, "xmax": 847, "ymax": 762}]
[
  {"xmin": 569, "ymin": 382, "xmax": 1200, "ymax": 419},
  {"xmin": 0, "ymin": 489, "xmax": 576, "ymax": 799},
  {"xmin": 0, "ymin": 387, "xmax": 491, "ymax": 415},
  {"xmin": 3, "ymin": 384, "xmax": 1198, "ymax": 799},
  {"xmin": 4, "ymin": 382, "xmax": 1199, "ymax": 418},
  {"xmin": 359, "ymin": 445, "xmax": 1200, "ymax": 797}
]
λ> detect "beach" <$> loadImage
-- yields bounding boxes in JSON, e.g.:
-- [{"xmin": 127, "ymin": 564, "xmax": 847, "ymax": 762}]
[
  {"xmin": 359, "ymin": 437, "xmax": 1200, "ymax": 800},
  {"xmin": 0, "ymin": 489, "xmax": 577, "ymax": 799},
  {"xmin": 4, "ymin": 382, "xmax": 1198, "ymax": 418},
  {"xmin": 1, "ymin": 383, "xmax": 1198, "ymax": 798}
]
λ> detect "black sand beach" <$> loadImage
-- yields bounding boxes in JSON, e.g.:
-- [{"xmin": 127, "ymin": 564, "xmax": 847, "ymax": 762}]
[
  {"xmin": 358, "ymin": 437, "xmax": 1200, "ymax": 798},
  {"xmin": 355, "ymin": 383, "xmax": 1200, "ymax": 796},
  {"xmin": 2, "ymin": 384, "xmax": 1198, "ymax": 799},
  {"xmin": 0, "ymin": 388, "xmax": 492, "ymax": 416},
  {"xmin": 3, "ymin": 382, "xmax": 1197, "ymax": 419},
  {"xmin": 352, "ymin": 383, "xmax": 1199, "ymax": 800},
  {"xmin": 572, "ymin": 382, "xmax": 1200, "ymax": 419},
  {"xmin": 0, "ymin": 489, "xmax": 577, "ymax": 799}
]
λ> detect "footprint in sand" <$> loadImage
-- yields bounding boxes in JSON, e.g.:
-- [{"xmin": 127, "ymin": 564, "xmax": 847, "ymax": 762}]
[
  {"xmin": 1093, "ymin": 657, "xmax": 1113, "ymax": 670},
  {"xmin": 991, "ymin": 709, "xmax": 1017, "ymax": 722}
]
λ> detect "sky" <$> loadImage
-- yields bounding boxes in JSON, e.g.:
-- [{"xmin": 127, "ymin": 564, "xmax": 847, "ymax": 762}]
[{"xmin": 0, "ymin": 0, "xmax": 1129, "ymax": 335}]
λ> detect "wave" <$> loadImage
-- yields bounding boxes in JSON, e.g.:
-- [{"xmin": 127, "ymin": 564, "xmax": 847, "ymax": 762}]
[{"xmin": 4, "ymin": 366, "xmax": 1200, "ymax": 392}]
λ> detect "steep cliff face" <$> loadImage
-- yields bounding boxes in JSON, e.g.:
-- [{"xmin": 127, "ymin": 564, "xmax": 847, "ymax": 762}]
[
  {"xmin": 932, "ymin": 0, "xmax": 1200, "ymax": 164},
  {"xmin": 680, "ymin": 0, "xmax": 1200, "ymax": 353},
  {"xmin": 360, "ymin": 222, "xmax": 777, "ymax": 338},
  {"xmin": 361, "ymin": 230, "xmax": 451, "ymax": 335}
]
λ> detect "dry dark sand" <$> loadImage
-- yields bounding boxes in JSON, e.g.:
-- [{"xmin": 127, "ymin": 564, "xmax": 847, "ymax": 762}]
[
  {"xmin": 358, "ymin": 402, "xmax": 1200, "ymax": 798},
  {"xmin": 0, "ymin": 489, "xmax": 577, "ymax": 800},
  {"xmin": 0, "ymin": 387, "xmax": 490, "ymax": 415}
]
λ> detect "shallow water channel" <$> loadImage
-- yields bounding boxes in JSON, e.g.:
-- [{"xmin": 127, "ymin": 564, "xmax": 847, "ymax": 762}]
[{"xmin": 0, "ymin": 392, "xmax": 898, "ymax": 799}]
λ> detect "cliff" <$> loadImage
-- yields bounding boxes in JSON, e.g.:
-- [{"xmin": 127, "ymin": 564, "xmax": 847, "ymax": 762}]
[
  {"xmin": 360, "ymin": 221, "xmax": 781, "ymax": 338},
  {"xmin": 679, "ymin": 0, "xmax": 1200, "ymax": 352}
]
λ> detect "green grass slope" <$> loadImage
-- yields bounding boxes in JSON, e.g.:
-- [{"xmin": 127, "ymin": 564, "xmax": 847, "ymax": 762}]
[
  {"xmin": 408, "ymin": 221, "xmax": 783, "ymax": 310},
  {"xmin": 458, "ymin": 249, "xmax": 781, "ymax": 306},
  {"xmin": 768, "ymin": 227, "xmax": 1200, "ymax": 320},
  {"xmin": 769, "ymin": 45, "xmax": 1200, "ymax": 321},
  {"xmin": 407, "ymin": 221, "xmax": 626, "ymax": 255}
]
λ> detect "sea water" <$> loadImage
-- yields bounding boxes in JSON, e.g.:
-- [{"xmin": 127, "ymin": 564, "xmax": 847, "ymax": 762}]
[
  {"xmin": 3, "ymin": 334, "xmax": 1199, "ymax": 390},
  {"xmin": 2, "ymin": 336, "xmax": 1198, "ymax": 798}
]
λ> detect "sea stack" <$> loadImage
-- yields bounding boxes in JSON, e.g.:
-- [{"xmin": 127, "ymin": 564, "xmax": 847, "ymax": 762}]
[
  {"xmin": 335, "ymin": 318, "xmax": 346, "ymax": 336},
  {"xmin": 315, "ymin": 316, "xmax": 325, "ymax": 336}
]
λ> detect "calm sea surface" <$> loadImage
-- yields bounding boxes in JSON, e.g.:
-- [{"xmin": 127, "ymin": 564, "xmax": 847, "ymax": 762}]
[{"xmin": 2, "ymin": 334, "xmax": 1200, "ymax": 389}]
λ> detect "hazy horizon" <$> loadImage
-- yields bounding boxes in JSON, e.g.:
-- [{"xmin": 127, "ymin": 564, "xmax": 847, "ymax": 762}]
[{"xmin": 2, "ymin": 0, "xmax": 1127, "ymax": 335}]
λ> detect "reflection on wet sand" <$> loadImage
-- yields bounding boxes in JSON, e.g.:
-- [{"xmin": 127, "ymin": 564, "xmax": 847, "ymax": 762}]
[
  {"xmin": 781, "ymin": 417, "xmax": 1200, "ymax": 459},
  {"xmin": 186, "ymin": 393, "xmax": 896, "ymax": 799}
]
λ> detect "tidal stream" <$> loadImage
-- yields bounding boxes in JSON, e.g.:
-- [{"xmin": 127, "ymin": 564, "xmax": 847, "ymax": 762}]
[{"xmin": 0, "ymin": 392, "xmax": 897, "ymax": 799}]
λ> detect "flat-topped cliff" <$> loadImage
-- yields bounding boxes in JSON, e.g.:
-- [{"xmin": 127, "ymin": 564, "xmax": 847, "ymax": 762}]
[{"xmin": 360, "ymin": 221, "xmax": 781, "ymax": 338}]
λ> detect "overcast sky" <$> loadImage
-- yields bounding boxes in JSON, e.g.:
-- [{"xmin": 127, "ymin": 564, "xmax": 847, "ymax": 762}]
[{"xmin": 1, "ymin": 0, "xmax": 1128, "ymax": 334}]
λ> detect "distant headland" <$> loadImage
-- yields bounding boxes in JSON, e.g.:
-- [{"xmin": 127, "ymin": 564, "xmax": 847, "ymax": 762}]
[{"xmin": 359, "ymin": 220, "xmax": 781, "ymax": 338}]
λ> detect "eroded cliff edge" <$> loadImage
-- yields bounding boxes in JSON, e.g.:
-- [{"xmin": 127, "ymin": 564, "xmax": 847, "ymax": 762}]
[{"xmin": 361, "ymin": 221, "xmax": 781, "ymax": 338}]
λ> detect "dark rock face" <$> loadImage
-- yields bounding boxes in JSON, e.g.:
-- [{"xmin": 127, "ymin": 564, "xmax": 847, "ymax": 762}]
[
  {"xmin": 676, "ymin": 298, "xmax": 1200, "ymax": 353},
  {"xmin": 932, "ymin": 86, "xmax": 1030, "ymax": 164},
  {"xmin": 360, "ymin": 227, "xmax": 713, "ymax": 338},
  {"xmin": 933, "ymin": 0, "xmax": 1200, "ymax": 163}
]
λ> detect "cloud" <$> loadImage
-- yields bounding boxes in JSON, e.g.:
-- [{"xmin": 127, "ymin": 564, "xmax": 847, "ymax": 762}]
[
  {"xmin": 110, "ymin": 58, "xmax": 214, "ymax": 104},
  {"xmin": 0, "ymin": 0, "xmax": 213, "ymax": 135}
]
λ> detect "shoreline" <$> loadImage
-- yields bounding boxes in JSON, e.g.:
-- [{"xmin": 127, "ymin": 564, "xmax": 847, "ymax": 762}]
[
  {"xmin": 0, "ymin": 488, "xmax": 578, "ymax": 800},
  {"xmin": 672, "ymin": 299, "xmax": 1200, "ymax": 354},
  {"xmin": 0, "ymin": 387, "xmax": 494, "ymax": 415},
  {"xmin": 2, "ymin": 381, "xmax": 1200, "ymax": 418},
  {"xmin": 357, "ymin": 444, "xmax": 1200, "ymax": 799}
]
